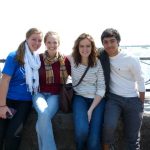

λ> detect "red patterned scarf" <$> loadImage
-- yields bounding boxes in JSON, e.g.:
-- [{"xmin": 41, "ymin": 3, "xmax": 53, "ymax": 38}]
[{"xmin": 43, "ymin": 51, "xmax": 68, "ymax": 84}]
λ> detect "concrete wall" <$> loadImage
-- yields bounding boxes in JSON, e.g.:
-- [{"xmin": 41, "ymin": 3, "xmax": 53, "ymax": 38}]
[
  {"xmin": 19, "ymin": 108, "xmax": 150, "ymax": 150},
  {"xmin": 19, "ymin": 110, "xmax": 76, "ymax": 150}
]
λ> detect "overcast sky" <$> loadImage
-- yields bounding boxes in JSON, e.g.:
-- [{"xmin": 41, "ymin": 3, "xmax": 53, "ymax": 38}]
[{"xmin": 0, "ymin": 0, "xmax": 149, "ymax": 58}]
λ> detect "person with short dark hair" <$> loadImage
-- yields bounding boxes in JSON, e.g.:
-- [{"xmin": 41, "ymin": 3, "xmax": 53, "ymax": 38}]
[
  {"xmin": 0, "ymin": 28, "xmax": 43, "ymax": 150},
  {"xmin": 100, "ymin": 28, "xmax": 145, "ymax": 150}
]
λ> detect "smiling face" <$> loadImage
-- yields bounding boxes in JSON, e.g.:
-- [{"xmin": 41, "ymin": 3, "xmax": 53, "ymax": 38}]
[
  {"xmin": 101, "ymin": 28, "xmax": 121, "ymax": 57},
  {"xmin": 45, "ymin": 35, "xmax": 59, "ymax": 51},
  {"xmin": 26, "ymin": 33, "xmax": 42, "ymax": 52},
  {"xmin": 44, "ymin": 32, "xmax": 60, "ymax": 57},
  {"xmin": 72, "ymin": 33, "xmax": 97, "ymax": 67},
  {"xmin": 79, "ymin": 38, "xmax": 92, "ymax": 59},
  {"xmin": 102, "ymin": 37, "xmax": 119, "ymax": 57}
]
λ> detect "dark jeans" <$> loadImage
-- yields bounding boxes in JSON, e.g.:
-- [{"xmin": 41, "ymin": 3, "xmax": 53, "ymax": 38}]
[
  {"xmin": 103, "ymin": 93, "xmax": 144, "ymax": 150},
  {"xmin": 72, "ymin": 95, "xmax": 106, "ymax": 150},
  {"xmin": 0, "ymin": 99, "xmax": 32, "ymax": 150}
]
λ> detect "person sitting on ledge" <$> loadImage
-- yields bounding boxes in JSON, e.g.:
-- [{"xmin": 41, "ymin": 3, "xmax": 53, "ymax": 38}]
[
  {"xmin": 100, "ymin": 28, "xmax": 145, "ymax": 150},
  {"xmin": 0, "ymin": 28, "xmax": 43, "ymax": 150},
  {"xmin": 32, "ymin": 31, "xmax": 71, "ymax": 150}
]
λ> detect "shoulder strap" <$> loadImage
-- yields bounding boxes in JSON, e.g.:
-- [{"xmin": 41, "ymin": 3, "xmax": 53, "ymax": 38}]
[{"xmin": 73, "ymin": 66, "xmax": 89, "ymax": 87}]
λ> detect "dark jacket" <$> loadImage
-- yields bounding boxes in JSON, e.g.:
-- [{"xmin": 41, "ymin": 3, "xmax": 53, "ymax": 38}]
[{"xmin": 98, "ymin": 48, "xmax": 110, "ymax": 97}]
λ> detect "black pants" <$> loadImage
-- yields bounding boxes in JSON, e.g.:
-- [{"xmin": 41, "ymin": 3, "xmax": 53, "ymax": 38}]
[{"xmin": 0, "ymin": 99, "xmax": 32, "ymax": 150}]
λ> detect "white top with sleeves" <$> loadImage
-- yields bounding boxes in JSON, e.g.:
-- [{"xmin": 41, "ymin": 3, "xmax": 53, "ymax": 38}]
[
  {"xmin": 68, "ymin": 56, "xmax": 105, "ymax": 99},
  {"xmin": 109, "ymin": 50, "xmax": 145, "ymax": 97}
]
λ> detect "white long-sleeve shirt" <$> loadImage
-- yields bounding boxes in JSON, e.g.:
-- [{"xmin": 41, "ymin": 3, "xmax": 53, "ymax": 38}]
[
  {"xmin": 68, "ymin": 56, "xmax": 105, "ymax": 98},
  {"xmin": 109, "ymin": 51, "xmax": 145, "ymax": 97}
]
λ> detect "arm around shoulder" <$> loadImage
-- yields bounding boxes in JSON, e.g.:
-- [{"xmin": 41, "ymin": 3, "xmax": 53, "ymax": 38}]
[{"xmin": 96, "ymin": 60, "xmax": 106, "ymax": 98}]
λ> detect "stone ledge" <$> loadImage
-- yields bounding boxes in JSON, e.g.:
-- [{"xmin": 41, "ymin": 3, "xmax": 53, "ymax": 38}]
[
  {"xmin": 113, "ymin": 113, "xmax": 150, "ymax": 150},
  {"xmin": 19, "ymin": 109, "xmax": 75, "ymax": 150},
  {"xmin": 19, "ymin": 108, "xmax": 150, "ymax": 150}
]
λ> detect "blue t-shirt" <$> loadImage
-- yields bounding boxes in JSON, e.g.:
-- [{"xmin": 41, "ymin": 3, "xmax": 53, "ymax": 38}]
[{"xmin": 2, "ymin": 51, "xmax": 32, "ymax": 101}]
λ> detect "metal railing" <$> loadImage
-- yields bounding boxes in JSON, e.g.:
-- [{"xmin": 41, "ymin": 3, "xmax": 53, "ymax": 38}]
[
  {"xmin": 1, "ymin": 57, "xmax": 150, "ymax": 91},
  {"xmin": 140, "ymin": 57, "xmax": 150, "ymax": 92}
]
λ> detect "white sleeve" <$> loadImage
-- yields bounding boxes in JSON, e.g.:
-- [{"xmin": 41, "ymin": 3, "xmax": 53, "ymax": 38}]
[{"xmin": 130, "ymin": 56, "xmax": 145, "ymax": 92}]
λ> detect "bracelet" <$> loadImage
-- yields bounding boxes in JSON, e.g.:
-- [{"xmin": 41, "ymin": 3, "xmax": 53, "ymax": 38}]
[{"xmin": 0, "ymin": 105, "xmax": 6, "ymax": 107}]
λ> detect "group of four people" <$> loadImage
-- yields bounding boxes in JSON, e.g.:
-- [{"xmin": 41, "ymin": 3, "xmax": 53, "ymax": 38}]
[{"xmin": 0, "ymin": 28, "xmax": 145, "ymax": 150}]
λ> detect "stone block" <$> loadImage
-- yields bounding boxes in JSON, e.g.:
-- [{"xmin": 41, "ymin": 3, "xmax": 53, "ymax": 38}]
[
  {"xmin": 19, "ymin": 109, "xmax": 75, "ymax": 150},
  {"xmin": 19, "ymin": 105, "xmax": 150, "ymax": 150}
]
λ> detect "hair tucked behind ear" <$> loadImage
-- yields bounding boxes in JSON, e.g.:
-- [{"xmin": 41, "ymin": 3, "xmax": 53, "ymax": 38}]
[{"xmin": 15, "ymin": 28, "xmax": 42, "ymax": 65}]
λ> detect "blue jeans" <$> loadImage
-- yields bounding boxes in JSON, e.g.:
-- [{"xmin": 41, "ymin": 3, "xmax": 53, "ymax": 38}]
[
  {"xmin": 33, "ymin": 92, "xmax": 59, "ymax": 150},
  {"xmin": 103, "ymin": 93, "xmax": 144, "ymax": 150},
  {"xmin": 72, "ymin": 95, "xmax": 106, "ymax": 150}
]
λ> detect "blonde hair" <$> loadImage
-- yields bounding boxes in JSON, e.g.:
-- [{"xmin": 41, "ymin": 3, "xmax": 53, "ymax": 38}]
[
  {"xmin": 44, "ymin": 31, "xmax": 60, "ymax": 45},
  {"xmin": 16, "ymin": 28, "xmax": 42, "ymax": 65}
]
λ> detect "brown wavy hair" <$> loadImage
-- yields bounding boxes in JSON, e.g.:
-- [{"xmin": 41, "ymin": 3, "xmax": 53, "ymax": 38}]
[
  {"xmin": 72, "ymin": 33, "xmax": 98, "ymax": 67},
  {"xmin": 16, "ymin": 28, "xmax": 42, "ymax": 65}
]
